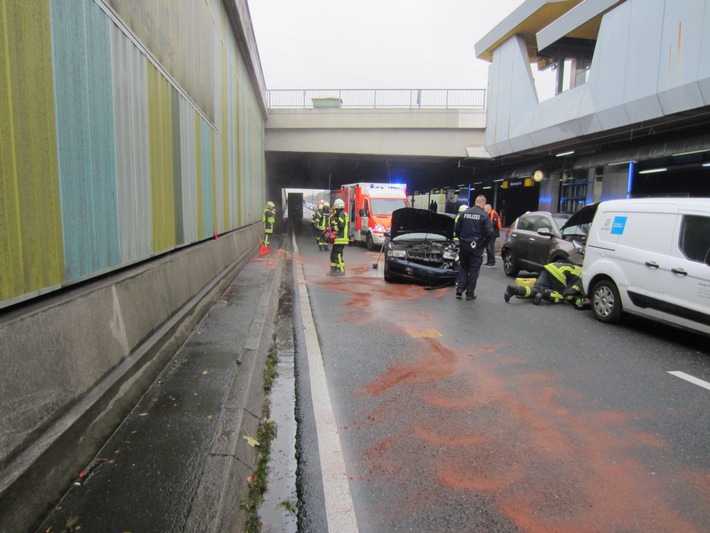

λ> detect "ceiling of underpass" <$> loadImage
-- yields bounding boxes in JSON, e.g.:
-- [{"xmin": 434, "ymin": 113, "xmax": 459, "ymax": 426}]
[{"xmin": 265, "ymin": 151, "xmax": 509, "ymax": 197}]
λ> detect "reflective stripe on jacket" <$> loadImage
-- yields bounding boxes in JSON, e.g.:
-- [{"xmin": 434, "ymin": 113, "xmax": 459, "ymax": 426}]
[
  {"xmin": 263, "ymin": 208, "xmax": 275, "ymax": 234},
  {"xmin": 331, "ymin": 209, "xmax": 349, "ymax": 244}
]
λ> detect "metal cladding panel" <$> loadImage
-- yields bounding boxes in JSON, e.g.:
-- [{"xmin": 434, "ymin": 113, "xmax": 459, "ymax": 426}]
[
  {"xmin": 171, "ymin": 89, "xmax": 184, "ymax": 246},
  {"xmin": 106, "ymin": 0, "xmax": 215, "ymax": 122},
  {"xmin": 585, "ymin": 0, "xmax": 631, "ymax": 130},
  {"xmin": 179, "ymin": 99, "xmax": 198, "ymax": 244},
  {"xmin": 200, "ymin": 120, "xmax": 215, "ymax": 239},
  {"xmin": 622, "ymin": 0, "xmax": 665, "ymax": 122},
  {"xmin": 147, "ymin": 66, "xmax": 176, "ymax": 253},
  {"xmin": 656, "ymin": 0, "xmax": 707, "ymax": 114},
  {"xmin": 194, "ymin": 114, "xmax": 204, "ymax": 239},
  {"xmin": 52, "ymin": 0, "xmax": 120, "ymax": 281},
  {"xmin": 111, "ymin": 25, "xmax": 152, "ymax": 264},
  {"xmin": 0, "ymin": 0, "xmax": 64, "ymax": 301}
]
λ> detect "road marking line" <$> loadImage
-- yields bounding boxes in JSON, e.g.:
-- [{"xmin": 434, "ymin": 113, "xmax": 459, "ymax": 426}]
[
  {"xmin": 668, "ymin": 371, "xmax": 710, "ymax": 391},
  {"xmin": 293, "ymin": 236, "xmax": 359, "ymax": 532}
]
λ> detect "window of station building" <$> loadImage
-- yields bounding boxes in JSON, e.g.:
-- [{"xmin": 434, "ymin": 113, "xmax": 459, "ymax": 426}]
[{"xmin": 559, "ymin": 176, "xmax": 588, "ymax": 214}]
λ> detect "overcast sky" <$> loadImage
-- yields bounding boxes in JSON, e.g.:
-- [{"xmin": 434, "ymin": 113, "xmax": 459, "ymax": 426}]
[{"xmin": 246, "ymin": 0, "xmax": 530, "ymax": 91}]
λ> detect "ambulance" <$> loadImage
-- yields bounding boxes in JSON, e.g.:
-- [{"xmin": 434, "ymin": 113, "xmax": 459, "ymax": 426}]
[{"xmin": 339, "ymin": 182, "xmax": 411, "ymax": 250}]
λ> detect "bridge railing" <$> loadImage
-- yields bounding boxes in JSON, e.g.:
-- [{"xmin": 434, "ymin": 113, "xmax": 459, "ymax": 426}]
[{"xmin": 266, "ymin": 89, "xmax": 486, "ymax": 109}]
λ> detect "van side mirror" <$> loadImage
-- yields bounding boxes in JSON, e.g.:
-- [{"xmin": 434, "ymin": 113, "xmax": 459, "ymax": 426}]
[{"xmin": 359, "ymin": 208, "xmax": 367, "ymax": 217}]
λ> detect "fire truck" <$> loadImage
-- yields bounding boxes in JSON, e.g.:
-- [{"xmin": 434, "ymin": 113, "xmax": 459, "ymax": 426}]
[{"xmin": 338, "ymin": 183, "xmax": 411, "ymax": 250}]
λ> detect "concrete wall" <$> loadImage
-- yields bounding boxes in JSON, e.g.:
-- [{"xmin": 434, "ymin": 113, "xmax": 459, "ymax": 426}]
[{"xmin": 0, "ymin": 226, "xmax": 261, "ymax": 531}]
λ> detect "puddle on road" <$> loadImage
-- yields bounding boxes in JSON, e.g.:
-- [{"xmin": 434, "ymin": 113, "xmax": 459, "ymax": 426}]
[
  {"xmin": 259, "ymin": 355, "xmax": 298, "ymax": 533},
  {"xmin": 259, "ymin": 261, "xmax": 298, "ymax": 533}
]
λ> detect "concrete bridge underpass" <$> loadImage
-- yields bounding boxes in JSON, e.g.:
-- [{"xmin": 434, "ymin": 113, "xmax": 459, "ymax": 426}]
[{"xmin": 263, "ymin": 89, "xmax": 497, "ymax": 194}]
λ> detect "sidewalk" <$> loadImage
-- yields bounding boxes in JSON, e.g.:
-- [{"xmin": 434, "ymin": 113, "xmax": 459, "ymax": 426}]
[{"xmin": 36, "ymin": 251, "xmax": 283, "ymax": 532}]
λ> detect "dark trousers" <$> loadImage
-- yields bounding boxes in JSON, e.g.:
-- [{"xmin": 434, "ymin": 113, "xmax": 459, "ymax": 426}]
[
  {"xmin": 457, "ymin": 241, "xmax": 484, "ymax": 297},
  {"xmin": 330, "ymin": 244, "xmax": 345, "ymax": 271},
  {"xmin": 485, "ymin": 238, "xmax": 496, "ymax": 265}
]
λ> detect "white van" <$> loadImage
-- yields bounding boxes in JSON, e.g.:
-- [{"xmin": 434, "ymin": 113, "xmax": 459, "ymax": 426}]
[{"xmin": 581, "ymin": 198, "xmax": 710, "ymax": 335}]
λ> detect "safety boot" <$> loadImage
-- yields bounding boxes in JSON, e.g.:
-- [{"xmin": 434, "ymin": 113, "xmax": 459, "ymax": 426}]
[{"xmin": 504, "ymin": 286, "xmax": 514, "ymax": 303}]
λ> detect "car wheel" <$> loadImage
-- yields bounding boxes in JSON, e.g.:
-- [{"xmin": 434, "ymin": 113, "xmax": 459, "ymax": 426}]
[
  {"xmin": 366, "ymin": 232, "xmax": 375, "ymax": 251},
  {"xmin": 383, "ymin": 261, "xmax": 394, "ymax": 282},
  {"xmin": 502, "ymin": 250, "xmax": 519, "ymax": 277},
  {"xmin": 591, "ymin": 279, "xmax": 622, "ymax": 324}
]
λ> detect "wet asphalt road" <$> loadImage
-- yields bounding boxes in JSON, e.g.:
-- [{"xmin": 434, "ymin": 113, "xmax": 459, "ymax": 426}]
[{"xmin": 290, "ymin": 218, "xmax": 710, "ymax": 532}]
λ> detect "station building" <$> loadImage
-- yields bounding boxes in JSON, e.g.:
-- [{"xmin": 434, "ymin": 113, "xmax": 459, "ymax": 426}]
[{"xmin": 473, "ymin": 0, "xmax": 710, "ymax": 223}]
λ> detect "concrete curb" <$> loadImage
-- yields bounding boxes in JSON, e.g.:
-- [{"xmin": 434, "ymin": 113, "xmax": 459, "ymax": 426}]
[{"xmin": 184, "ymin": 250, "xmax": 284, "ymax": 532}]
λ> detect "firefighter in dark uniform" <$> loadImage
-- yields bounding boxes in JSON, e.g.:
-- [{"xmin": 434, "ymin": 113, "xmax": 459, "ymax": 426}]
[
  {"xmin": 312, "ymin": 202, "xmax": 323, "ymax": 247},
  {"xmin": 328, "ymin": 199, "xmax": 349, "ymax": 275},
  {"xmin": 315, "ymin": 202, "xmax": 331, "ymax": 251},
  {"xmin": 262, "ymin": 201, "xmax": 276, "ymax": 247},
  {"xmin": 453, "ymin": 194, "xmax": 494, "ymax": 300},
  {"xmin": 504, "ymin": 261, "xmax": 588, "ymax": 307}
]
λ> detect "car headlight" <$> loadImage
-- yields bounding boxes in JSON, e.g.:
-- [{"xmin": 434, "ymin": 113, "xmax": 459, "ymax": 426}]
[
  {"xmin": 442, "ymin": 250, "xmax": 458, "ymax": 260},
  {"xmin": 572, "ymin": 240, "xmax": 585, "ymax": 255},
  {"xmin": 374, "ymin": 224, "xmax": 386, "ymax": 233},
  {"xmin": 388, "ymin": 250, "xmax": 406, "ymax": 258}
]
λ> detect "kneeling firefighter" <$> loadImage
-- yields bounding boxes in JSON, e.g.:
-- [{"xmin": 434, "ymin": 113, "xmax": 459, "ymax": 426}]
[
  {"xmin": 328, "ymin": 199, "xmax": 349, "ymax": 275},
  {"xmin": 504, "ymin": 262, "xmax": 587, "ymax": 307}
]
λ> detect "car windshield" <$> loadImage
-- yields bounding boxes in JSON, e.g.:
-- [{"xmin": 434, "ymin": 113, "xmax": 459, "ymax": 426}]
[
  {"xmin": 551, "ymin": 215, "xmax": 570, "ymax": 229},
  {"xmin": 562, "ymin": 222, "xmax": 590, "ymax": 237},
  {"xmin": 371, "ymin": 198, "xmax": 409, "ymax": 216}
]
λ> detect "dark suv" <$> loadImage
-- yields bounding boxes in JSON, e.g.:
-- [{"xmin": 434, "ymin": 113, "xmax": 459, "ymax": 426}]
[{"xmin": 501, "ymin": 211, "xmax": 588, "ymax": 277}]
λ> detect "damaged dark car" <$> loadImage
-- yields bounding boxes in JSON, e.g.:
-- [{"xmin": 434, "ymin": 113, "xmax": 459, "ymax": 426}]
[{"xmin": 383, "ymin": 208, "xmax": 459, "ymax": 285}]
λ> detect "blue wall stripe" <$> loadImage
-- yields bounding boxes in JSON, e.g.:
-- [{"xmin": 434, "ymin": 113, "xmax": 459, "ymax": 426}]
[{"xmin": 51, "ymin": 0, "xmax": 119, "ymax": 280}]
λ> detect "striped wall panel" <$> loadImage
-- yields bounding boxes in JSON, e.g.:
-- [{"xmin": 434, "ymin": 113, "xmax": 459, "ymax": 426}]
[
  {"xmin": 200, "ymin": 119, "xmax": 215, "ymax": 240},
  {"xmin": 147, "ymin": 66, "xmax": 176, "ymax": 254},
  {"xmin": 0, "ymin": 1, "xmax": 64, "ymax": 301},
  {"xmin": 51, "ymin": 0, "xmax": 120, "ymax": 280},
  {"xmin": 179, "ymin": 99, "xmax": 198, "ymax": 245},
  {"xmin": 111, "ymin": 25, "xmax": 152, "ymax": 264},
  {"xmin": 0, "ymin": 0, "xmax": 266, "ymax": 308}
]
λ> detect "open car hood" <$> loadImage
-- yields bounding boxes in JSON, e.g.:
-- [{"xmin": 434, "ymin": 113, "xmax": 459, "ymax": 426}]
[
  {"xmin": 389, "ymin": 207, "xmax": 455, "ymax": 240},
  {"xmin": 560, "ymin": 202, "xmax": 599, "ymax": 231}
]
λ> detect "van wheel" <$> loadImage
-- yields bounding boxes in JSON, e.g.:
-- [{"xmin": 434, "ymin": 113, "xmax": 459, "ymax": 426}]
[
  {"xmin": 591, "ymin": 279, "xmax": 622, "ymax": 324},
  {"xmin": 502, "ymin": 250, "xmax": 519, "ymax": 277},
  {"xmin": 366, "ymin": 233, "xmax": 375, "ymax": 251}
]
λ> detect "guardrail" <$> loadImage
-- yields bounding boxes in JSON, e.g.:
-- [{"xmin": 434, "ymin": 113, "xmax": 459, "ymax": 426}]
[{"xmin": 266, "ymin": 89, "xmax": 486, "ymax": 109}]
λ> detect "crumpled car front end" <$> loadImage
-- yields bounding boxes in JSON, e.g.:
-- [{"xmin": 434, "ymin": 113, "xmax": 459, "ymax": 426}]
[{"xmin": 384, "ymin": 208, "xmax": 459, "ymax": 285}]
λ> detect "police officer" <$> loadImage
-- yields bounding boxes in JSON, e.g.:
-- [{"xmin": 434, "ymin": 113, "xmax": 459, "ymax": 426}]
[
  {"xmin": 328, "ymin": 199, "xmax": 349, "ymax": 275},
  {"xmin": 453, "ymin": 195, "xmax": 494, "ymax": 300},
  {"xmin": 262, "ymin": 201, "xmax": 276, "ymax": 247},
  {"xmin": 504, "ymin": 261, "xmax": 587, "ymax": 307}
]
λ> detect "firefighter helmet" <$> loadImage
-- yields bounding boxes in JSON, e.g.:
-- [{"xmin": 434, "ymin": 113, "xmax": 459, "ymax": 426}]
[
  {"xmin": 333, "ymin": 199, "xmax": 345, "ymax": 209},
  {"xmin": 266, "ymin": 201, "xmax": 275, "ymax": 209},
  {"xmin": 458, "ymin": 204, "xmax": 468, "ymax": 212},
  {"xmin": 323, "ymin": 202, "xmax": 330, "ymax": 208}
]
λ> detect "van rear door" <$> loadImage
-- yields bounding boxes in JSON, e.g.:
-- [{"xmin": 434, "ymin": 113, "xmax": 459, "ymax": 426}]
[{"xmin": 662, "ymin": 213, "xmax": 710, "ymax": 334}]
